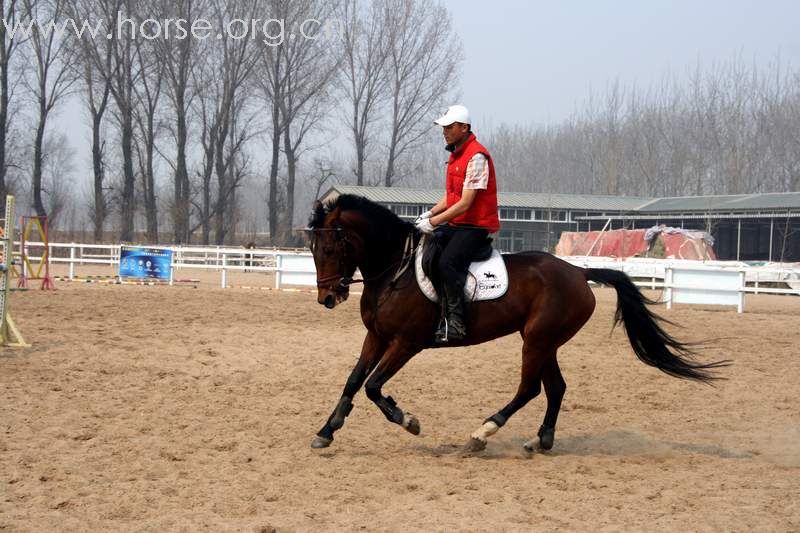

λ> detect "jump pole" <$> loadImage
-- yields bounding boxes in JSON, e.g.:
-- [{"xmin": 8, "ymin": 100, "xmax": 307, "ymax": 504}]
[{"xmin": 0, "ymin": 196, "xmax": 29, "ymax": 347}]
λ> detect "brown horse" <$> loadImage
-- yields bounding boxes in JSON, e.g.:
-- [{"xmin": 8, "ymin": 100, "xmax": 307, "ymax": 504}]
[{"xmin": 307, "ymin": 194, "xmax": 728, "ymax": 452}]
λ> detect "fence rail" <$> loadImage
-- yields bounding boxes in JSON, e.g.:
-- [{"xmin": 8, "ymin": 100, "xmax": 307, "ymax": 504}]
[
  {"xmin": 15, "ymin": 242, "xmax": 800, "ymax": 300},
  {"xmin": 18, "ymin": 241, "xmax": 315, "ymax": 289}
]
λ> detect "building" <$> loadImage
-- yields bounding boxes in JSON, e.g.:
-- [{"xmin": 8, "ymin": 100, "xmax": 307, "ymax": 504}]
[{"xmin": 321, "ymin": 186, "xmax": 800, "ymax": 261}]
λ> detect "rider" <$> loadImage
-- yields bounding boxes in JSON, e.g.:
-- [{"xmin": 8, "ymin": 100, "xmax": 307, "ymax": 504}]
[{"xmin": 415, "ymin": 105, "xmax": 500, "ymax": 344}]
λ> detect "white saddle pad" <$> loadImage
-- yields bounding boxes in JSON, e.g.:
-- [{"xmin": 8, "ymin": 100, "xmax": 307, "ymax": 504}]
[{"xmin": 415, "ymin": 238, "xmax": 508, "ymax": 303}]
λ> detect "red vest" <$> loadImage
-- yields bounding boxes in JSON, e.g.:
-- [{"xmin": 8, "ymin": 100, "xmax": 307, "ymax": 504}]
[{"xmin": 446, "ymin": 134, "xmax": 500, "ymax": 233}]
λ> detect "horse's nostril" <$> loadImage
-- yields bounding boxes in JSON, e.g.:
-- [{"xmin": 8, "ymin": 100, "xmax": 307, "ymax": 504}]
[{"xmin": 324, "ymin": 294, "xmax": 336, "ymax": 309}]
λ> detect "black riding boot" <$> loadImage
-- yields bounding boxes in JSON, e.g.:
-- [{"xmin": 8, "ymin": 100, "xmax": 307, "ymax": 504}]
[{"xmin": 434, "ymin": 286, "xmax": 467, "ymax": 344}]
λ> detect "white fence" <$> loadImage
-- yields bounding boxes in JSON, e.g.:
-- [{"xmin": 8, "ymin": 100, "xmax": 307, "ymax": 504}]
[
  {"xmin": 17, "ymin": 242, "xmax": 800, "ymax": 309},
  {"xmin": 561, "ymin": 256, "xmax": 800, "ymax": 312},
  {"xmin": 20, "ymin": 241, "xmax": 316, "ymax": 289}
]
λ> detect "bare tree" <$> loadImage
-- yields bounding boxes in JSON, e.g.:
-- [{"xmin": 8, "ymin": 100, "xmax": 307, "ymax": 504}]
[
  {"xmin": 0, "ymin": 0, "xmax": 27, "ymax": 204},
  {"xmin": 311, "ymin": 156, "xmax": 337, "ymax": 200},
  {"xmin": 67, "ymin": 0, "xmax": 113, "ymax": 241},
  {"xmin": 277, "ymin": 0, "xmax": 339, "ymax": 241},
  {"xmin": 191, "ymin": 0, "xmax": 261, "ymax": 245},
  {"xmin": 381, "ymin": 0, "xmax": 461, "ymax": 187},
  {"xmin": 40, "ymin": 131, "xmax": 74, "ymax": 225},
  {"xmin": 337, "ymin": 0, "xmax": 388, "ymax": 186},
  {"xmin": 132, "ymin": 26, "xmax": 164, "ymax": 243},
  {"xmin": 23, "ymin": 0, "xmax": 79, "ymax": 218},
  {"xmin": 72, "ymin": 0, "xmax": 142, "ymax": 241},
  {"xmin": 483, "ymin": 55, "xmax": 800, "ymax": 198},
  {"xmin": 152, "ymin": 0, "xmax": 203, "ymax": 243}
]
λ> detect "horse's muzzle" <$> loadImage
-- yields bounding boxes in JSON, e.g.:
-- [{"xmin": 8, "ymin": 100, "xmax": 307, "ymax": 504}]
[{"xmin": 318, "ymin": 288, "xmax": 349, "ymax": 309}]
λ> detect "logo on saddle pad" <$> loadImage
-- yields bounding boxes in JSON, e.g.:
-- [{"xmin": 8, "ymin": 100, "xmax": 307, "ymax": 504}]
[{"xmin": 415, "ymin": 241, "xmax": 509, "ymax": 303}]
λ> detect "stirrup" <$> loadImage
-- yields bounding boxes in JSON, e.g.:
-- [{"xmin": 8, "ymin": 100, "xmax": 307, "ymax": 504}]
[
  {"xmin": 434, "ymin": 318, "xmax": 450, "ymax": 344},
  {"xmin": 434, "ymin": 317, "xmax": 465, "ymax": 344}
]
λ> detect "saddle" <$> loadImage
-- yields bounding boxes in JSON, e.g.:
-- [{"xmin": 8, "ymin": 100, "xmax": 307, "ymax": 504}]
[{"xmin": 415, "ymin": 234, "xmax": 508, "ymax": 303}]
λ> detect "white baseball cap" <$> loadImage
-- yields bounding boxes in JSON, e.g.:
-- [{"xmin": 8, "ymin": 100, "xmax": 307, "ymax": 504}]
[{"xmin": 434, "ymin": 105, "xmax": 471, "ymax": 126}]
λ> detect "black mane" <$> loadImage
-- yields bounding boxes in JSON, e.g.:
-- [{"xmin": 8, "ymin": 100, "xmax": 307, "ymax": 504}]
[{"xmin": 309, "ymin": 194, "xmax": 414, "ymax": 245}]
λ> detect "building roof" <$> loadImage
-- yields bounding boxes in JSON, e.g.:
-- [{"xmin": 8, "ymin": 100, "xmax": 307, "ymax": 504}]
[
  {"xmin": 325, "ymin": 186, "xmax": 652, "ymax": 212},
  {"xmin": 324, "ymin": 186, "xmax": 443, "ymax": 205},
  {"xmin": 324, "ymin": 186, "xmax": 800, "ymax": 214},
  {"xmin": 640, "ymin": 192, "xmax": 800, "ymax": 212}
]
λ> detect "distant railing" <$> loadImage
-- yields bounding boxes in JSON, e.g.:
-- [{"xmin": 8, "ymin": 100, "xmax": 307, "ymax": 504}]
[
  {"xmin": 19, "ymin": 241, "xmax": 316, "ymax": 289},
  {"xmin": 15, "ymin": 242, "xmax": 800, "ymax": 305}
]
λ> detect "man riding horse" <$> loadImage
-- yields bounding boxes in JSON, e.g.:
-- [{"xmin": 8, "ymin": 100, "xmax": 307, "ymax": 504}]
[{"xmin": 415, "ymin": 105, "xmax": 500, "ymax": 344}]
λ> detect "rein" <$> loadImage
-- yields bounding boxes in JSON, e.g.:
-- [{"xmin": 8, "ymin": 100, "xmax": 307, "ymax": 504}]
[{"xmin": 311, "ymin": 229, "xmax": 416, "ymax": 291}]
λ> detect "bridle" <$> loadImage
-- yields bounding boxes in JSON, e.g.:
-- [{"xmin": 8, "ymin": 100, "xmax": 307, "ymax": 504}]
[
  {"xmin": 307, "ymin": 226, "xmax": 416, "ymax": 292},
  {"xmin": 307, "ymin": 227, "xmax": 359, "ymax": 292}
]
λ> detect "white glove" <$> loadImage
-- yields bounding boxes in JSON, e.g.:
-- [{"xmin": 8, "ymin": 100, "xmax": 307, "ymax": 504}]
[
  {"xmin": 414, "ymin": 210, "xmax": 433, "ymax": 225},
  {"xmin": 415, "ymin": 217, "xmax": 436, "ymax": 234}
]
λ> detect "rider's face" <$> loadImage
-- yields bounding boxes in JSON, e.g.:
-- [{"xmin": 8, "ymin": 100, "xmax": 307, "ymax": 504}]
[{"xmin": 442, "ymin": 122, "xmax": 470, "ymax": 146}]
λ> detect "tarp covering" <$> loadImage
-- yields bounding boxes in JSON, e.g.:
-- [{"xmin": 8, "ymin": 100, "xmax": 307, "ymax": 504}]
[{"xmin": 556, "ymin": 225, "xmax": 717, "ymax": 260}]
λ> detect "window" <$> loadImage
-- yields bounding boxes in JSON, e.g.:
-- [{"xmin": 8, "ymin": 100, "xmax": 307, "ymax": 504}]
[
  {"xmin": 500, "ymin": 208, "xmax": 532, "ymax": 221},
  {"xmin": 498, "ymin": 230, "xmax": 526, "ymax": 253},
  {"xmin": 385, "ymin": 204, "xmax": 422, "ymax": 218}
]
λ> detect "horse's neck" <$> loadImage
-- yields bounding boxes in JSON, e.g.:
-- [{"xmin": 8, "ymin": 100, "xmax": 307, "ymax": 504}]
[{"xmin": 359, "ymin": 235, "xmax": 411, "ymax": 286}]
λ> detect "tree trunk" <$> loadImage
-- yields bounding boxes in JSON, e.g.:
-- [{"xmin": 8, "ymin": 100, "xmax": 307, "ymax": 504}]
[
  {"xmin": 120, "ymin": 107, "xmax": 136, "ymax": 242},
  {"xmin": 200, "ymin": 138, "xmax": 214, "ymax": 245},
  {"xmin": 32, "ymin": 108, "xmax": 47, "ymax": 217},
  {"xmin": 384, "ymin": 129, "xmax": 398, "ymax": 188},
  {"xmin": 173, "ymin": 93, "xmax": 190, "ymax": 243},
  {"xmin": 0, "ymin": 58, "xmax": 8, "ymax": 205},
  {"xmin": 144, "ymin": 113, "xmax": 158, "ymax": 243},
  {"xmin": 284, "ymin": 125, "xmax": 296, "ymax": 245},
  {"xmin": 92, "ymin": 112, "xmax": 106, "ymax": 242},
  {"xmin": 268, "ymin": 102, "xmax": 281, "ymax": 245},
  {"xmin": 213, "ymin": 123, "xmax": 228, "ymax": 245},
  {"xmin": 353, "ymin": 109, "xmax": 364, "ymax": 186}
]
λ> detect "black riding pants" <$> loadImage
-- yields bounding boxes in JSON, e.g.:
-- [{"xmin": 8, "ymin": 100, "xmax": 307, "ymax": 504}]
[{"xmin": 434, "ymin": 225, "xmax": 489, "ymax": 295}]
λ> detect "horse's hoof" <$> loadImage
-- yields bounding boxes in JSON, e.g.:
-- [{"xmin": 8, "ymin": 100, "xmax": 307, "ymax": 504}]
[
  {"xmin": 311, "ymin": 435, "xmax": 333, "ymax": 449},
  {"xmin": 463, "ymin": 437, "xmax": 487, "ymax": 453},
  {"xmin": 403, "ymin": 414, "xmax": 421, "ymax": 436},
  {"xmin": 538, "ymin": 426, "xmax": 555, "ymax": 451}
]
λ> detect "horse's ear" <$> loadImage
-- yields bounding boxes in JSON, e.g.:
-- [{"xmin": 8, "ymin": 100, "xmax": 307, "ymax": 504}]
[{"xmin": 310, "ymin": 200, "xmax": 326, "ymax": 227}]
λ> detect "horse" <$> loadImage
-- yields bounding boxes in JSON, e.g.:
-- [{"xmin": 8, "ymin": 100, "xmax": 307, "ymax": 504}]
[{"xmin": 306, "ymin": 194, "xmax": 728, "ymax": 452}]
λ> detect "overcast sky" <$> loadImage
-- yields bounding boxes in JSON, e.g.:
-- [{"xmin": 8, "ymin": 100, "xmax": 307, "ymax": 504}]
[
  {"xmin": 51, "ymin": 0, "xmax": 800, "ymax": 185},
  {"xmin": 440, "ymin": 0, "xmax": 800, "ymax": 129}
]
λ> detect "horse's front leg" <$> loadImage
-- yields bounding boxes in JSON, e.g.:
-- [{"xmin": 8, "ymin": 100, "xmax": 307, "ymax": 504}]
[
  {"xmin": 311, "ymin": 332, "xmax": 386, "ymax": 449},
  {"xmin": 364, "ymin": 341, "xmax": 422, "ymax": 437}
]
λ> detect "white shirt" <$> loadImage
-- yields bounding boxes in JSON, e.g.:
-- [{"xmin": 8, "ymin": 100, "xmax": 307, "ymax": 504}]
[{"xmin": 463, "ymin": 153, "xmax": 489, "ymax": 190}]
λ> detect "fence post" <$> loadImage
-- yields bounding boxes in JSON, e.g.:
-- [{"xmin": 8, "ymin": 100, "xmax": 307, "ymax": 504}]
[
  {"xmin": 275, "ymin": 254, "xmax": 282, "ymax": 290},
  {"xmin": 738, "ymin": 271, "xmax": 745, "ymax": 313},
  {"xmin": 665, "ymin": 267, "xmax": 673, "ymax": 310},
  {"xmin": 221, "ymin": 253, "xmax": 227, "ymax": 289},
  {"xmin": 69, "ymin": 245, "xmax": 75, "ymax": 280}
]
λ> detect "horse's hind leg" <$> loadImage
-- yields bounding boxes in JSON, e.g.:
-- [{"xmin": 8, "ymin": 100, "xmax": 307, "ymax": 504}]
[
  {"xmin": 466, "ymin": 341, "xmax": 553, "ymax": 452},
  {"xmin": 524, "ymin": 356, "xmax": 566, "ymax": 452}
]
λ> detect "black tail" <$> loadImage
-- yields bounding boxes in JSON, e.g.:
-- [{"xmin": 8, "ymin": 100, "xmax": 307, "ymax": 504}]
[{"xmin": 585, "ymin": 268, "xmax": 730, "ymax": 383}]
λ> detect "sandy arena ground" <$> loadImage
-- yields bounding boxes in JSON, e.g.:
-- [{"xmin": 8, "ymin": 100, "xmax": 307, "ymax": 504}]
[{"xmin": 1, "ymin": 265, "xmax": 799, "ymax": 531}]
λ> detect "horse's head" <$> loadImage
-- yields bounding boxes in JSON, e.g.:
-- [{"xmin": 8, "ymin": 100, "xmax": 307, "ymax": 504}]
[{"xmin": 307, "ymin": 201, "xmax": 366, "ymax": 309}]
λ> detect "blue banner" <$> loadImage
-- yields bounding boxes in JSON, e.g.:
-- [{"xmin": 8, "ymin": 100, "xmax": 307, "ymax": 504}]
[{"xmin": 119, "ymin": 246, "xmax": 173, "ymax": 280}]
